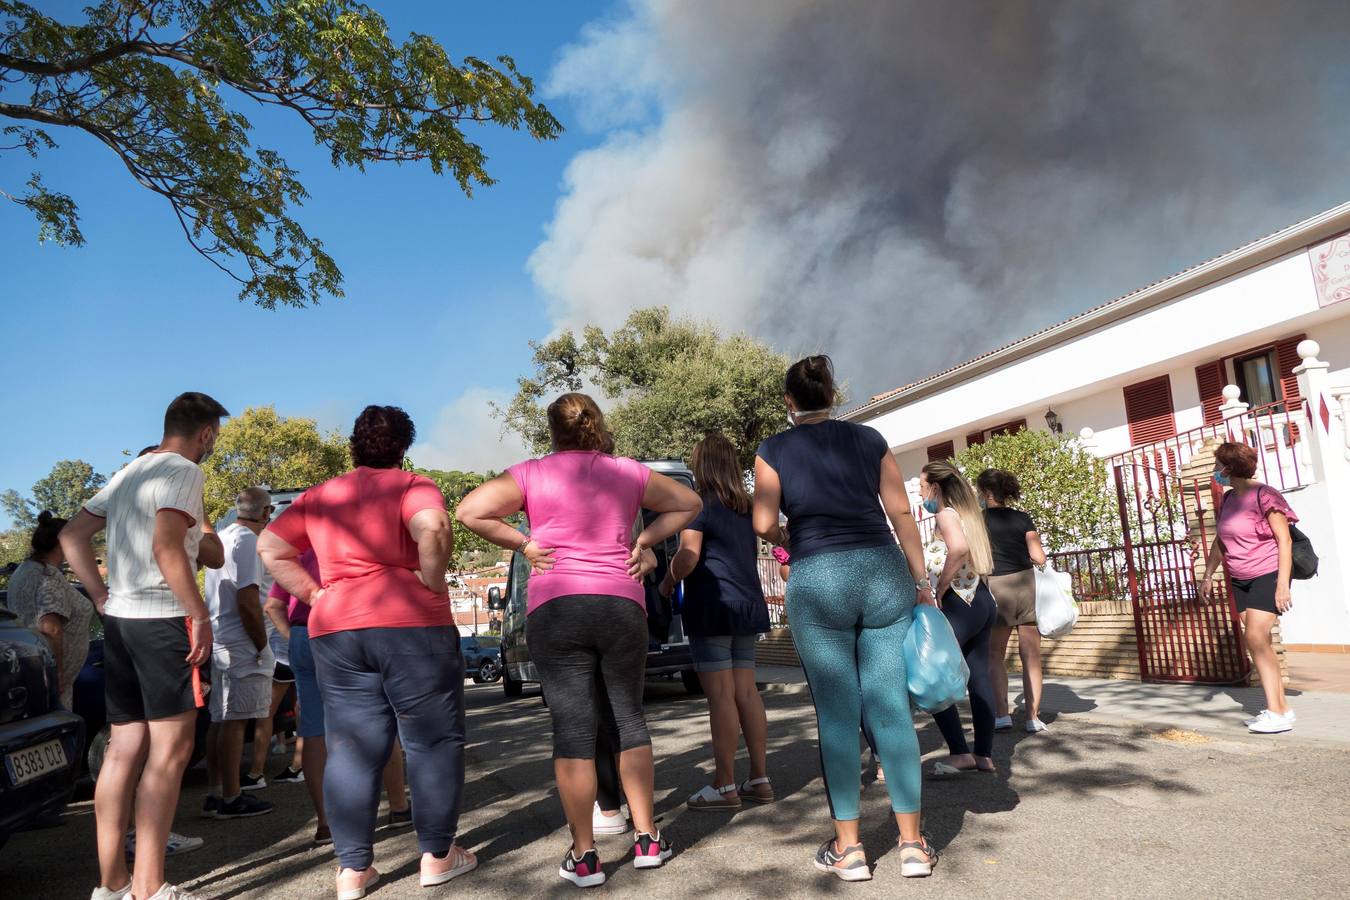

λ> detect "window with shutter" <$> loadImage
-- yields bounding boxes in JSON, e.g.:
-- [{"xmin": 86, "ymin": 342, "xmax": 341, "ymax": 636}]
[
  {"xmin": 926, "ymin": 440, "xmax": 955, "ymax": 462},
  {"xmin": 1195, "ymin": 360, "xmax": 1226, "ymax": 425},
  {"xmin": 1123, "ymin": 375, "xmax": 1177, "ymax": 447},
  {"xmin": 1274, "ymin": 334, "xmax": 1306, "ymax": 406},
  {"xmin": 966, "ymin": 431, "xmax": 986, "ymax": 447},
  {"xmin": 989, "ymin": 419, "xmax": 1027, "ymax": 437}
]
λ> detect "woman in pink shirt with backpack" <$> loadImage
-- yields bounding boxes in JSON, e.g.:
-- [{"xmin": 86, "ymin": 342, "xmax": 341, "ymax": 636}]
[
  {"xmin": 457, "ymin": 393, "xmax": 701, "ymax": 889},
  {"xmin": 1198, "ymin": 442, "xmax": 1298, "ymax": 734}
]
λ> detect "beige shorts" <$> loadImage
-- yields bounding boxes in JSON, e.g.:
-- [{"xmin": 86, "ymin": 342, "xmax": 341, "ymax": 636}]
[
  {"xmin": 988, "ymin": 569, "xmax": 1037, "ymax": 627},
  {"xmin": 209, "ymin": 667, "xmax": 272, "ymax": 722}
]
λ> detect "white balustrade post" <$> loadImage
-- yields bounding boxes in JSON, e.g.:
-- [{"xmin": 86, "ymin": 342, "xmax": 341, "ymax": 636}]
[
  {"xmin": 1078, "ymin": 426, "xmax": 1099, "ymax": 454},
  {"xmin": 1218, "ymin": 384, "xmax": 1250, "ymax": 444},
  {"xmin": 1293, "ymin": 340, "xmax": 1341, "ymax": 483}
]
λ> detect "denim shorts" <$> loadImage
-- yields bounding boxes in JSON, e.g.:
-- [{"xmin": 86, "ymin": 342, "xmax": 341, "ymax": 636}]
[
  {"xmin": 288, "ymin": 625, "xmax": 325, "ymax": 738},
  {"xmin": 689, "ymin": 633, "xmax": 759, "ymax": 672}
]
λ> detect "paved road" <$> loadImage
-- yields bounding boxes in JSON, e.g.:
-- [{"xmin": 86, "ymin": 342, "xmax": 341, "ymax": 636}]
[{"xmin": 6, "ymin": 677, "xmax": 1349, "ymax": 899}]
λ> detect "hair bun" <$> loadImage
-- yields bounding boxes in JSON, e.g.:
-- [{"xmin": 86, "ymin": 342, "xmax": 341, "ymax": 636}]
[{"xmin": 37, "ymin": 510, "xmax": 54, "ymax": 526}]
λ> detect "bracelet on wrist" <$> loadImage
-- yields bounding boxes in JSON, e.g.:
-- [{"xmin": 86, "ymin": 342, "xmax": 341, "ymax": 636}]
[{"xmin": 518, "ymin": 534, "xmax": 532, "ymax": 552}]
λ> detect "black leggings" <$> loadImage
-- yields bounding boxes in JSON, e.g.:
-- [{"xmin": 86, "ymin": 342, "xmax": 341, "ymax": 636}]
[
  {"xmin": 932, "ymin": 582, "xmax": 998, "ymax": 758},
  {"xmin": 526, "ymin": 594, "xmax": 651, "ymax": 759}
]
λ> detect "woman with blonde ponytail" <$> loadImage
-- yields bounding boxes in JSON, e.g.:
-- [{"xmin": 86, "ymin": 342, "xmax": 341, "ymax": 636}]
[{"xmin": 919, "ymin": 460, "xmax": 999, "ymax": 775}]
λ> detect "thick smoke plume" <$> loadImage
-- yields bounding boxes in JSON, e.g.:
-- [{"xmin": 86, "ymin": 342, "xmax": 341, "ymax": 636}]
[{"xmin": 531, "ymin": 0, "xmax": 1350, "ymax": 401}]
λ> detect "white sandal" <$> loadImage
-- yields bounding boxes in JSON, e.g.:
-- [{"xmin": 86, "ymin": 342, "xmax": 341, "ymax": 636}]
[
  {"xmin": 738, "ymin": 776, "xmax": 775, "ymax": 804},
  {"xmin": 687, "ymin": 783, "xmax": 741, "ymax": 810}
]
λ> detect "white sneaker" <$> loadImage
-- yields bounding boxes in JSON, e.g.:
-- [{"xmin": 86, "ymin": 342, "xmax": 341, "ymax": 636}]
[
  {"xmin": 90, "ymin": 885, "xmax": 131, "ymax": 900},
  {"xmin": 592, "ymin": 801, "xmax": 630, "ymax": 835},
  {"xmin": 142, "ymin": 885, "xmax": 204, "ymax": 900},
  {"xmin": 125, "ymin": 831, "xmax": 204, "ymax": 858},
  {"xmin": 994, "ymin": 715, "xmax": 1013, "ymax": 731},
  {"xmin": 1244, "ymin": 709, "xmax": 1296, "ymax": 727},
  {"xmin": 1025, "ymin": 719, "xmax": 1047, "ymax": 733},
  {"xmin": 1248, "ymin": 710, "xmax": 1294, "ymax": 734}
]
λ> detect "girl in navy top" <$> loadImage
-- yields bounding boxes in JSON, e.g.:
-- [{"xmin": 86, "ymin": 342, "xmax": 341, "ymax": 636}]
[{"xmin": 662, "ymin": 433, "xmax": 773, "ymax": 810}]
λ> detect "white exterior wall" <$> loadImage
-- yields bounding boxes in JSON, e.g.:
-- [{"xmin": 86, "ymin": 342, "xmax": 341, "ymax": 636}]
[
  {"xmin": 857, "ymin": 240, "xmax": 1350, "ymax": 648},
  {"xmin": 1281, "ymin": 485, "xmax": 1350, "ymax": 645},
  {"xmin": 866, "ymin": 250, "xmax": 1336, "ymax": 455}
]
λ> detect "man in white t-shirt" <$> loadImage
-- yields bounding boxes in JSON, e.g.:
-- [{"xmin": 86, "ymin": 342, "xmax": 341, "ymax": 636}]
[
  {"xmin": 61, "ymin": 392, "xmax": 229, "ymax": 900},
  {"xmin": 203, "ymin": 487, "xmax": 276, "ymax": 820}
]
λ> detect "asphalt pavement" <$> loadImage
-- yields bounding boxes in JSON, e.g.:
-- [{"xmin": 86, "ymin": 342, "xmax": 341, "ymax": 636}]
[{"xmin": 5, "ymin": 675, "xmax": 1349, "ymax": 899}]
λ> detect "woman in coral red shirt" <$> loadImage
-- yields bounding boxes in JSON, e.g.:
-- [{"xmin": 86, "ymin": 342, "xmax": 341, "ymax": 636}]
[
  {"xmin": 1198, "ymin": 442, "xmax": 1298, "ymax": 735},
  {"xmin": 259, "ymin": 406, "xmax": 475, "ymax": 898}
]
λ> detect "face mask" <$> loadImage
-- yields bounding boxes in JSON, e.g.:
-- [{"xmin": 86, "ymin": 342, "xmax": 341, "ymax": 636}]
[
  {"xmin": 922, "ymin": 498, "xmax": 941, "ymax": 515},
  {"xmin": 789, "ymin": 407, "xmax": 831, "ymax": 427},
  {"xmin": 1213, "ymin": 469, "xmax": 1230, "ymax": 487}
]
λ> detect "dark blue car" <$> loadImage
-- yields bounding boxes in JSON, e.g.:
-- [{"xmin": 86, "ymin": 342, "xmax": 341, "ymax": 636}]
[{"xmin": 0, "ymin": 604, "xmax": 85, "ymax": 850}]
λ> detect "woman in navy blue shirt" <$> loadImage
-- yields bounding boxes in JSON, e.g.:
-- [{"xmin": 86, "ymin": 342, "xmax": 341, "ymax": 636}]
[
  {"xmin": 754, "ymin": 356, "xmax": 936, "ymax": 882},
  {"xmin": 661, "ymin": 433, "xmax": 773, "ymax": 810}
]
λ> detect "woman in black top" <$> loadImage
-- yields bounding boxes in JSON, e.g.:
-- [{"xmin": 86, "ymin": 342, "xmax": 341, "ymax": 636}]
[
  {"xmin": 661, "ymin": 433, "xmax": 773, "ymax": 810},
  {"xmin": 977, "ymin": 469, "xmax": 1048, "ymax": 734}
]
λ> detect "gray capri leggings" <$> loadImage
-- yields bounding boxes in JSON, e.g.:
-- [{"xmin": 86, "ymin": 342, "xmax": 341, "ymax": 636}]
[{"xmin": 526, "ymin": 594, "xmax": 650, "ymax": 759}]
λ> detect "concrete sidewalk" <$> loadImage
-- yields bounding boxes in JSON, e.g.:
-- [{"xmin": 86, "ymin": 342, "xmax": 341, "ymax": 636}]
[{"xmin": 756, "ymin": 665, "xmax": 1350, "ymax": 745}]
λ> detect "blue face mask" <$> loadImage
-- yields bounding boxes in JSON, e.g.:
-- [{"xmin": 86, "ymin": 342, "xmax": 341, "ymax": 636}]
[
  {"xmin": 1213, "ymin": 469, "xmax": 1231, "ymax": 487},
  {"xmin": 922, "ymin": 498, "xmax": 941, "ymax": 515}
]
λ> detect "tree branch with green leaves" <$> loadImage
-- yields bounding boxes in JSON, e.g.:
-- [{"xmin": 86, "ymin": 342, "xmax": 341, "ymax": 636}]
[
  {"xmin": 0, "ymin": 1, "xmax": 562, "ymax": 307},
  {"xmin": 496, "ymin": 307, "xmax": 791, "ymax": 470}
]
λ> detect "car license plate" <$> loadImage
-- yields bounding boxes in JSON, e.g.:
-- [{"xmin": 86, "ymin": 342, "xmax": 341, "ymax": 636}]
[{"xmin": 5, "ymin": 738, "xmax": 69, "ymax": 787}]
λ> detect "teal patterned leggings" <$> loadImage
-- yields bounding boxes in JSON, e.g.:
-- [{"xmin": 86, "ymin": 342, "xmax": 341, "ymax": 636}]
[{"xmin": 787, "ymin": 544, "xmax": 921, "ymax": 819}]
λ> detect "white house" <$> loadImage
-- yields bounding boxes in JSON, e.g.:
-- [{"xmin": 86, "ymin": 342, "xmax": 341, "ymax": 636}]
[{"xmin": 844, "ymin": 201, "xmax": 1350, "ymax": 652}]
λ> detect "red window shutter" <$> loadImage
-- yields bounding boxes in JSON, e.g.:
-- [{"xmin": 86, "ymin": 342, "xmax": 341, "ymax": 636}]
[
  {"xmin": 1274, "ymin": 334, "xmax": 1306, "ymax": 405},
  {"xmin": 989, "ymin": 419, "xmax": 1027, "ymax": 436},
  {"xmin": 1123, "ymin": 375, "xmax": 1177, "ymax": 446},
  {"xmin": 1195, "ymin": 360, "xmax": 1226, "ymax": 425},
  {"xmin": 966, "ymin": 431, "xmax": 986, "ymax": 447},
  {"xmin": 926, "ymin": 440, "xmax": 955, "ymax": 462}
]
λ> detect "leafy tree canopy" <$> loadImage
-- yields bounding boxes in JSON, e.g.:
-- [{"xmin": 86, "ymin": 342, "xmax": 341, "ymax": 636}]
[
  {"xmin": 497, "ymin": 307, "xmax": 790, "ymax": 470},
  {"xmin": 953, "ymin": 428, "xmax": 1120, "ymax": 554},
  {"xmin": 202, "ymin": 405, "xmax": 349, "ymax": 521},
  {"xmin": 0, "ymin": 0, "xmax": 562, "ymax": 307},
  {"xmin": 1, "ymin": 458, "xmax": 106, "ymax": 529},
  {"xmin": 409, "ymin": 465, "xmax": 502, "ymax": 572}
]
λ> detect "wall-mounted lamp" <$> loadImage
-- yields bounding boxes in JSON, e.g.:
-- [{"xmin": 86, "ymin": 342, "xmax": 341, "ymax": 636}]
[{"xmin": 1044, "ymin": 408, "xmax": 1063, "ymax": 435}]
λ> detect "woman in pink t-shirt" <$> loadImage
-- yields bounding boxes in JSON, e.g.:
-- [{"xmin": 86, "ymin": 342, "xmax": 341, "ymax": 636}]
[
  {"xmin": 457, "ymin": 393, "xmax": 701, "ymax": 887},
  {"xmin": 1198, "ymin": 442, "xmax": 1298, "ymax": 734}
]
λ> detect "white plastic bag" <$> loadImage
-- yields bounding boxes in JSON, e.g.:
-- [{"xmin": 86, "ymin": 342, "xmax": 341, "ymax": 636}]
[{"xmin": 1034, "ymin": 564, "xmax": 1078, "ymax": 639}]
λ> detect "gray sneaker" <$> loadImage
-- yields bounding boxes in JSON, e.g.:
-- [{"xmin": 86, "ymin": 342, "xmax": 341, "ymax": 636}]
[
  {"xmin": 813, "ymin": 838, "xmax": 871, "ymax": 882},
  {"xmin": 899, "ymin": 836, "xmax": 938, "ymax": 878}
]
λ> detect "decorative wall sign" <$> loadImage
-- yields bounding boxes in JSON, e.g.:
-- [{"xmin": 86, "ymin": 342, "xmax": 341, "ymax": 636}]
[{"xmin": 1309, "ymin": 230, "xmax": 1350, "ymax": 307}]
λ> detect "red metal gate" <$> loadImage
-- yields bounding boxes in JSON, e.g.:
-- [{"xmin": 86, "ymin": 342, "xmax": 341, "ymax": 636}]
[{"xmin": 1114, "ymin": 463, "xmax": 1250, "ymax": 684}]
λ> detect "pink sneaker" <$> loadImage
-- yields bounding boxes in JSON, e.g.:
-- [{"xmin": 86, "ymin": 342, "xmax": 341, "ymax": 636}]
[
  {"xmin": 633, "ymin": 831, "xmax": 673, "ymax": 869},
  {"xmin": 420, "ymin": 846, "xmax": 477, "ymax": 886},
  {"xmin": 335, "ymin": 866, "xmax": 379, "ymax": 900},
  {"xmin": 559, "ymin": 847, "xmax": 605, "ymax": 888}
]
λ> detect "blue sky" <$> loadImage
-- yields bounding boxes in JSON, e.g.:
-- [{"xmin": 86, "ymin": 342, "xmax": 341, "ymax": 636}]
[{"xmin": 1, "ymin": 2, "xmax": 623, "ymax": 526}]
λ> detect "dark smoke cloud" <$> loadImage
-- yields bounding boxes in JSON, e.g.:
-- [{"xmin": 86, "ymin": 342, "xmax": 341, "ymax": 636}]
[{"xmin": 532, "ymin": 0, "xmax": 1350, "ymax": 401}]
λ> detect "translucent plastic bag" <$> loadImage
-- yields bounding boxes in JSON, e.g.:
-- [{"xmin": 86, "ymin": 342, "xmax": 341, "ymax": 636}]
[
  {"xmin": 904, "ymin": 605, "xmax": 970, "ymax": 713},
  {"xmin": 1034, "ymin": 564, "xmax": 1079, "ymax": 639}
]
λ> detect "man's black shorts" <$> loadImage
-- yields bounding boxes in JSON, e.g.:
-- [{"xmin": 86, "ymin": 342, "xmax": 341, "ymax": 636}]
[{"xmin": 104, "ymin": 615, "xmax": 200, "ymax": 723}]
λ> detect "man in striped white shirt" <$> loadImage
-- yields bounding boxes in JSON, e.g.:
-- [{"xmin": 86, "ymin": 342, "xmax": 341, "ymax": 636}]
[{"xmin": 62, "ymin": 392, "xmax": 230, "ymax": 900}]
